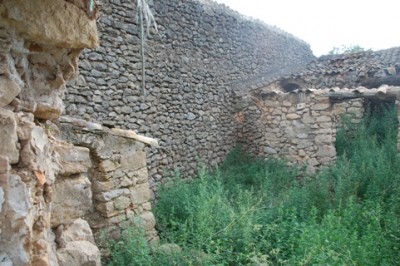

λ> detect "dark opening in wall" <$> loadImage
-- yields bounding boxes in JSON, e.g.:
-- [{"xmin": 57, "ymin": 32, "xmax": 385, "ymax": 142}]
[
  {"xmin": 364, "ymin": 98, "xmax": 398, "ymax": 144},
  {"xmin": 282, "ymin": 83, "xmax": 301, "ymax": 92}
]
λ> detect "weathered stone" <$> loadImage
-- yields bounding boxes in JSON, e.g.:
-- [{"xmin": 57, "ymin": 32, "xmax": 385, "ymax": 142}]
[
  {"xmin": 31, "ymin": 256, "xmax": 50, "ymax": 266},
  {"xmin": 59, "ymin": 219, "xmax": 95, "ymax": 244},
  {"xmin": 56, "ymin": 144, "xmax": 91, "ymax": 175},
  {"xmin": 95, "ymin": 202, "xmax": 114, "ymax": 216},
  {"xmin": 296, "ymin": 103, "xmax": 306, "ymax": 110},
  {"xmin": 264, "ymin": 147, "xmax": 277, "ymax": 154},
  {"xmin": 306, "ymin": 165, "xmax": 316, "ymax": 175},
  {"xmin": 0, "ymin": 252, "xmax": 12, "ymax": 266},
  {"xmin": 108, "ymin": 213, "xmax": 126, "ymax": 224},
  {"xmin": 0, "ymin": 109, "xmax": 19, "ymax": 164},
  {"xmin": 95, "ymin": 188, "xmax": 130, "ymax": 202},
  {"xmin": 57, "ymin": 241, "xmax": 101, "ymax": 266},
  {"xmin": 0, "ymin": 155, "xmax": 10, "ymax": 175},
  {"xmin": 114, "ymin": 196, "xmax": 131, "ymax": 210},
  {"xmin": 51, "ymin": 174, "xmax": 92, "ymax": 227},
  {"xmin": 316, "ymin": 145, "xmax": 336, "ymax": 158},
  {"xmin": 120, "ymin": 150, "xmax": 146, "ymax": 170},
  {"xmin": 307, "ymin": 158, "xmax": 319, "ymax": 166},
  {"xmin": 138, "ymin": 212, "xmax": 156, "ymax": 233},
  {"xmin": 135, "ymin": 167, "xmax": 149, "ymax": 184},
  {"xmin": 98, "ymin": 159, "xmax": 118, "ymax": 173},
  {"xmin": 286, "ymin": 113, "xmax": 301, "ymax": 120},
  {"xmin": 33, "ymin": 103, "xmax": 62, "ymax": 120},
  {"xmin": 186, "ymin": 112, "xmax": 196, "ymax": 120},
  {"xmin": 0, "ymin": 77, "xmax": 21, "ymax": 108},
  {"xmin": 18, "ymin": 125, "xmax": 49, "ymax": 169},
  {"xmin": 120, "ymin": 176, "xmax": 135, "ymax": 187},
  {"xmin": 296, "ymin": 133, "xmax": 308, "ymax": 139},
  {"xmin": 311, "ymin": 103, "xmax": 330, "ymax": 111},
  {"xmin": 316, "ymin": 116, "xmax": 331, "ymax": 123},
  {"xmin": 92, "ymin": 179, "xmax": 119, "ymax": 193},
  {"xmin": 0, "ymin": 174, "xmax": 33, "ymax": 265},
  {"xmin": 130, "ymin": 183, "xmax": 151, "ymax": 205},
  {"xmin": 0, "ymin": 0, "xmax": 99, "ymax": 48},
  {"xmin": 315, "ymin": 135, "xmax": 332, "ymax": 145}
]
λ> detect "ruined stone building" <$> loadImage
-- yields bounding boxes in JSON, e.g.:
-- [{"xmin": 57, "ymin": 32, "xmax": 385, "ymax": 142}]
[{"xmin": 1, "ymin": 0, "xmax": 400, "ymax": 265}]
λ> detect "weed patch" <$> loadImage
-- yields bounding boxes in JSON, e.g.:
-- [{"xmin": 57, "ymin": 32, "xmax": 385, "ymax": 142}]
[{"xmin": 107, "ymin": 111, "xmax": 400, "ymax": 265}]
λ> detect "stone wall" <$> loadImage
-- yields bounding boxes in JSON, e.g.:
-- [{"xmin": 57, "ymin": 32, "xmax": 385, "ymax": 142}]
[
  {"xmin": 260, "ymin": 47, "xmax": 400, "ymax": 93},
  {"xmin": 65, "ymin": 0, "xmax": 315, "ymax": 187},
  {"xmin": 0, "ymin": 1, "xmax": 97, "ymax": 262},
  {"xmin": 0, "ymin": 1, "xmax": 157, "ymax": 264},
  {"xmin": 59, "ymin": 117, "xmax": 158, "ymax": 243},
  {"xmin": 237, "ymin": 87, "xmax": 400, "ymax": 173}
]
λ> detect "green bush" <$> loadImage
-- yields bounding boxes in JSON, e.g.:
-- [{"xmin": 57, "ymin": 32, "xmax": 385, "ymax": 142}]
[{"xmin": 108, "ymin": 110, "xmax": 400, "ymax": 265}]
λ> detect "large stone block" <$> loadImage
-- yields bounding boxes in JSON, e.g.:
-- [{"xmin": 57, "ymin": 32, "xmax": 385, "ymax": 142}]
[
  {"xmin": 0, "ymin": 109, "xmax": 19, "ymax": 164},
  {"xmin": 51, "ymin": 174, "xmax": 92, "ymax": 227},
  {"xmin": 0, "ymin": 76, "xmax": 21, "ymax": 108},
  {"xmin": 130, "ymin": 183, "xmax": 151, "ymax": 205},
  {"xmin": 56, "ymin": 241, "xmax": 100, "ymax": 266},
  {"xmin": 59, "ymin": 218, "xmax": 95, "ymax": 245},
  {"xmin": 55, "ymin": 144, "xmax": 91, "ymax": 176},
  {"xmin": 120, "ymin": 150, "xmax": 146, "ymax": 171},
  {"xmin": 0, "ymin": 0, "xmax": 98, "ymax": 48},
  {"xmin": 138, "ymin": 211, "xmax": 156, "ymax": 233},
  {"xmin": 0, "ymin": 174, "xmax": 33, "ymax": 265}
]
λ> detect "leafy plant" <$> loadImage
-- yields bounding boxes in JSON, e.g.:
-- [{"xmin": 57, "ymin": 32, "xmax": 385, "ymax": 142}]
[{"xmin": 109, "ymin": 109, "xmax": 400, "ymax": 265}]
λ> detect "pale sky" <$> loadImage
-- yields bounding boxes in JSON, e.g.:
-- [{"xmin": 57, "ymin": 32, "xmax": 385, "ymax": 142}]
[{"xmin": 214, "ymin": 0, "xmax": 400, "ymax": 56}]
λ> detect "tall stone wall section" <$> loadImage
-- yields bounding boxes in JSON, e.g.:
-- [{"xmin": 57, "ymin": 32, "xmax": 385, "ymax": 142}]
[{"xmin": 65, "ymin": 0, "xmax": 315, "ymax": 187}]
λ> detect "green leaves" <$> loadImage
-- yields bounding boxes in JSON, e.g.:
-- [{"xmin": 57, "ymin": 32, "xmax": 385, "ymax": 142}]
[{"xmin": 109, "ymin": 114, "xmax": 400, "ymax": 265}]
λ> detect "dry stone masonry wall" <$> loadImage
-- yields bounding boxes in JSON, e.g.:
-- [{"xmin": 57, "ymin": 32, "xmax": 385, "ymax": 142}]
[
  {"xmin": 65, "ymin": 0, "xmax": 315, "ymax": 187},
  {"xmin": 261, "ymin": 47, "xmax": 400, "ymax": 93},
  {"xmin": 238, "ymin": 86, "xmax": 400, "ymax": 173},
  {"xmin": 59, "ymin": 117, "xmax": 158, "ymax": 243}
]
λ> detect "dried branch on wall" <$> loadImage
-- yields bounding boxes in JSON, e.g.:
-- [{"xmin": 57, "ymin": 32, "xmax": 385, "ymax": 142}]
[{"xmin": 135, "ymin": 0, "xmax": 158, "ymax": 96}]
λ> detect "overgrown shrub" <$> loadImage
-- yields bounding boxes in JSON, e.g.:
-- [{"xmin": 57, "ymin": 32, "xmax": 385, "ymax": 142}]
[{"xmin": 108, "ymin": 110, "xmax": 400, "ymax": 265}]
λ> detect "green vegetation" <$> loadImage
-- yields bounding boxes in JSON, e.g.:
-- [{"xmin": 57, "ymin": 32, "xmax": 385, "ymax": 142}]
[
  {"xmin": 328, "ymin": 44, "xmax": 371, "ymax": 55},
  {"xmin": 106, "ymin": 110, "xmax": 400, "ymax": 265}
]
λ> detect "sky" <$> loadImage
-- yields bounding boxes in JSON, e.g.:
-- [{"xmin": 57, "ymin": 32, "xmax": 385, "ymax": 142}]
[{"xmin": 213, "ymin": 0, "xmax": 400, "ymax": 56}]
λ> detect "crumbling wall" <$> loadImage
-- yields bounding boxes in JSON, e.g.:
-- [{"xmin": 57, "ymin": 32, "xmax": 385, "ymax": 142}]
[
  {"xmin": 0, "ymin": 0, "xmax": 100, "ymax": 264},
  {"xmin": 65, "ymin": 0, "xmax": 315, "ymax": 188},
  {"xmin": 0, "ymin": 1, "xmax": 156, "ymax": 264},
  {"xmin": 236, "ymin": 87, "xmax": 400, "ymax": 172},
  {"xmin": 59, "ymin": 117, "xmax": 158, "ymax": 243},
  {"xmin": 0, "ymin": 0, "xmax": 157, "ymax": 266},
  {"xmin": 260, "ymin": 47, "xmax": 400, "ymax": 93}
]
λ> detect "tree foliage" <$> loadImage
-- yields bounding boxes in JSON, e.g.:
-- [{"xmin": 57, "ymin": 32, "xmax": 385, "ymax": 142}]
[{"xmin": 328, "ymin": 44, "xmax": 371, "ymax": 55}]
